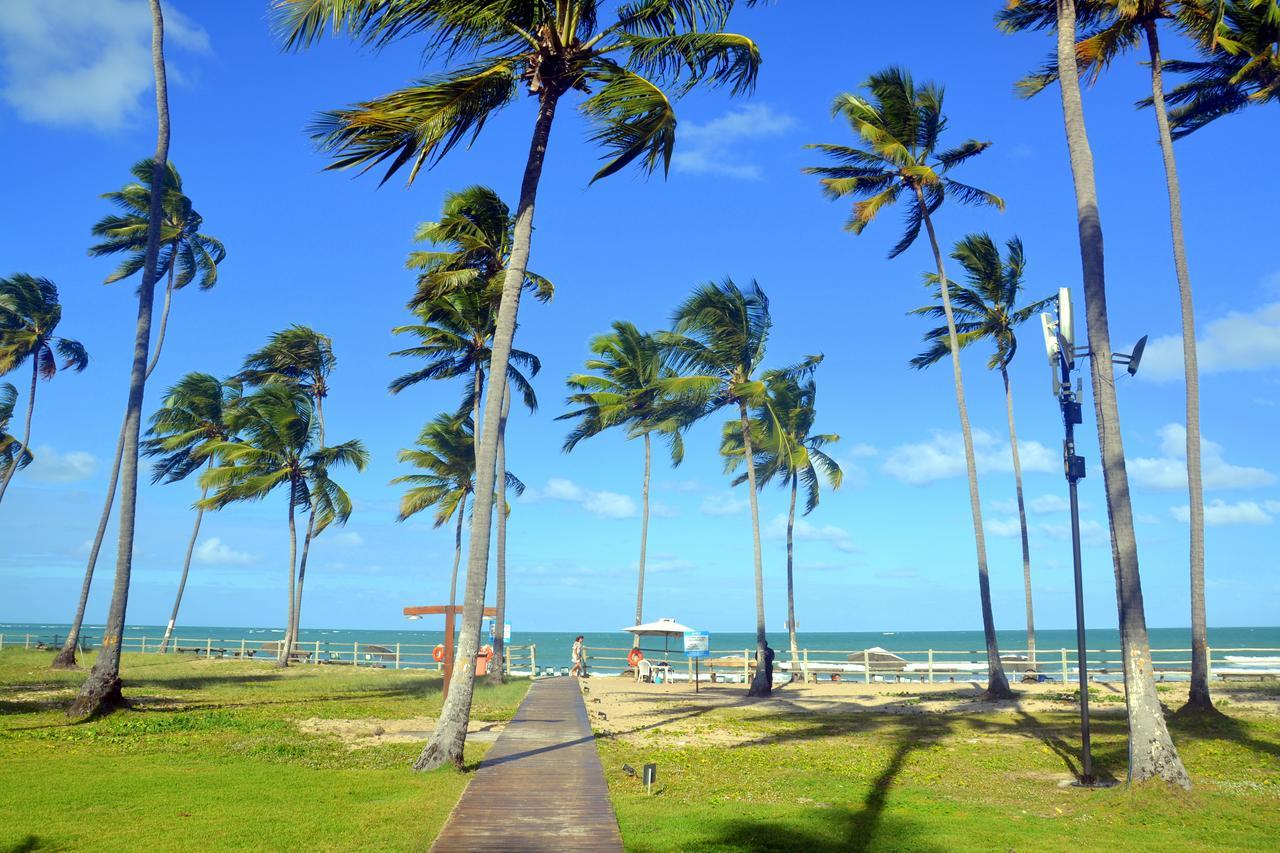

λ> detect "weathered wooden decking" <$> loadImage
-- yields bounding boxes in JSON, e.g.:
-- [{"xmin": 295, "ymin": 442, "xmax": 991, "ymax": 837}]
[{"xmin": 431, "ymin": 677, "xmax": 623, "ymax": 852}]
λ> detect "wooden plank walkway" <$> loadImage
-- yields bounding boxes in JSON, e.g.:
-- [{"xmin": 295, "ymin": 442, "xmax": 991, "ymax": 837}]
[{"xmin": 431, "ymin": 677, "xmax": 623, "ymax": 852}]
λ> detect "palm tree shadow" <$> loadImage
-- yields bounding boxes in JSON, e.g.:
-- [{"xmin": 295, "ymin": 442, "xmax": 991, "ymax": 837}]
[{"xmin": 2, "ymin": 836, "xmax": 45, "ymax": 853}]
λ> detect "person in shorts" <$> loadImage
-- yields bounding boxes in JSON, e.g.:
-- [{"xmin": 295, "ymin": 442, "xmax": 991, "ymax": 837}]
[{"xmin": 570, "ymin": 635, "xmax": 586, "ymax": 677}]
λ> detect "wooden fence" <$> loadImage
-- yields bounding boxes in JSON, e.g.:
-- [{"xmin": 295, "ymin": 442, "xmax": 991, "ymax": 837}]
[{"xmin": 581, "ymin": 644, "xmax": 1280, "ymax": 684}]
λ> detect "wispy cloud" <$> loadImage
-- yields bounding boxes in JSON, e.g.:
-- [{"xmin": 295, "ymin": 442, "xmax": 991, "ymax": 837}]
[
  {"xmin": 1140, "ymin": 301, "xmax": 1280, "ymax": 380},
  {"xmin": 882, "ymin": 430, "xmax": 1054, "ymax": 485},
  {"xmin": 527, "ymin": 478, "xmax": 637, "ymax": 519},
  {"xmin": 24, "ymin": 445, "xmax": 96, "ymax": 483},
  {"xmin": 700, "ymin": 492, "xmax": 747, "ymax": 516},
  {"xmin": 0, "ymin": 0, "xmax": 209, "ymax": 132},
  {"xmin": 194, "ymin": 537, "xmax": 257, "ymax": 566},
  {"xmin": 331, "ymin": 531, "xmax": 364, "ymax": 547},
  {"xmin": 1171, "ymin": 500, "xmax": 1272, "ymax": 527},
  {"xmin": 673, "ymin": 104, "xmax": 795, "ymax": 180},
  {"xmin": 1129, "ymin": 424, "xmax": 1274, "ymax": 491},
  {"xmin": 765, "ymin": 514, "xmax": 858, "ymax": 553}
]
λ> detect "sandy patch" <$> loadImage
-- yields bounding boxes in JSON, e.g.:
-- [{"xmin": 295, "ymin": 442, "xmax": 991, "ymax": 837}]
[
  {"xmin": 578, "ymin": 675, "xmax": 1280, "ymax": 746},
  {"xmin": 298, "ymin": 716, "xmax": 505, "ymax": 749}
]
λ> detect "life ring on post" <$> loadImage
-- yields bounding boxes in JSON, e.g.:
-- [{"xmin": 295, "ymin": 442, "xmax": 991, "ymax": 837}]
[
  {"xmin": 627, "ymin": 648, "xmax": 644, "ymax": 667},
  {"xmin": 432, "ymin": 644, "xmax": 446, "ymax": 662},
  {"xmin": 480, "ymin": 645, "xmax": 494, "ymax": 661}
]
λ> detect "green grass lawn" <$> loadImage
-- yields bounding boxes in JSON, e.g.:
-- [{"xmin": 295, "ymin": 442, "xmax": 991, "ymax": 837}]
[
  {"xmin": 599, "ymin": 697, "xmax": 1280, "ymax": 851},
  {"xmin": 0, "ymin": 649, "xmax": 529, "ymax": 851}
]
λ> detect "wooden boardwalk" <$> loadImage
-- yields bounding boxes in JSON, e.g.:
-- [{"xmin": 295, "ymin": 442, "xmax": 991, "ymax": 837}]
[{"xmin": 431, "ymin": 677, "xmax": 623, "ymax": 852}]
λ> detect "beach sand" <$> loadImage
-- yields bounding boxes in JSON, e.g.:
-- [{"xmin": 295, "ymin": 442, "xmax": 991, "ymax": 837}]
[{"xmin": 579, "ymin": 675, "xmax": 1280, "ymax": 745}]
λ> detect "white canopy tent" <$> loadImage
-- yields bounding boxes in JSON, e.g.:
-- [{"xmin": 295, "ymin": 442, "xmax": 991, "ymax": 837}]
[{"xmin": 622, "ymin": 618, "xmax": 695, "ymax": 656}]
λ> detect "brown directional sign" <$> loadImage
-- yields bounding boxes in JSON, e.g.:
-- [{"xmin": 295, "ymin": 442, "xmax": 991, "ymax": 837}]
[{"xmin": 404, "ymin": 604, "xmax": 497, "ymax": 701}]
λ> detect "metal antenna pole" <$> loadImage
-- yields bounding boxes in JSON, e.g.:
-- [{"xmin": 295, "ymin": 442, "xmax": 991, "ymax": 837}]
[{"xmin": 1061, "ymin": 382, "xmax": 1094, "ymax": 785}]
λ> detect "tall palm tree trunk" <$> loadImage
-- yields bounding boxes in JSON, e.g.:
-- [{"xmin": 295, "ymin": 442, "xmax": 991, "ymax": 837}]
[
  {"xmin": 415, "ymin": 90, "xmax": 561, "ymax": 771},
  {"xmin": 1054, "ymin": 0, "xmax": 1189, "ymax": 786},
  {"xmin": 53, "ymin": 231, "xmax": 180, "ymax": 670},
  {"xmin": 0, "ymin": 357, "xmax": 38, "ymax": 505},
  {"xmin": 740, "ymin": 401, "xmax": 771, "ymax": 698},
  {"xmin": 449, "ymin": 493, "xmax": 467, "ymax": 609},
  {"xmin": 278, "ymin": 498, "xmax": 298, "ymax": 668},
  {"xmin": 488, "ymin": 383, "xmax": 512, "ymax": 685},
  {"xmin": 1144, "ymin": 20, "xmax": 1210, "ymax": 713},
  {"xmin": 285, "ymin": 394, "xmax": 326, "ymax": 660},
  {"xmin": 918, "ymin": 191, "xmax": 1012, "ymax": 699},
  {"xmin": 68, "ymin": 0, "xmax": 169, "ymax": 719},
  {"xmin": 786, "ymin": 477, "xmax": 801, "ymax": 682},
  {"xmin": 1002, "ymin": 366, "xmax": 1036, "ymax": 671},
  {"xmin": 287, "ymin": 508, "xmax": 317, "ymax": 663},
  {"xmin": 633, "ymin": 431, "xmax": 652, "ymax": 650},
  {"xmin": 157, "ymin": 484, "xmax": 208, "ymax": 653}
]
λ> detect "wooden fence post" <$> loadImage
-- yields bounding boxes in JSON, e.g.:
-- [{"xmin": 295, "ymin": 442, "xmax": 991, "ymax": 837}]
[
  {"xmin": 863, "ymin": 649, "xmax": 871, "ymax": 684},
  {"xmin": 395, "ymin": 643, "xmax": 401, "ymax": 670},
  {"xmin": 803, "ymin": 648, "xmax": 811, "ymax": 683},
  {"xmin": 353, "ymin": 641, "xmax": 359, "ymax": 667},
  {"xmin": 530, "ymin": 644, "xmax": 536, "ymax": 677},
  {"xmin": 240, "ymin": 638, "xmax": 246, "ymax": 659},
  {"xmin": 140, "ymin": 636, "xmax": 146, "ymax": 655},
  {"xmin": 25, "ymin": 634, "xmax": 31, "ymax": 650},
  {"xmin": 1061, "ymin": 648, "xmax": 1069, "ymax": 684},
  {"xmin": 927, "ymin": 649, "xmax": 934, "ymax": 684},
  {"xmin": 743, "ymin": 649, "xmax": 749, "ymax": 684},
  {"xmin": 1206, "ymin": 646, "xmax": 1213, "ymax": 682},
  {"xmin": 206, "ymin": 637, "xmax": 212, "ymax": 658}
]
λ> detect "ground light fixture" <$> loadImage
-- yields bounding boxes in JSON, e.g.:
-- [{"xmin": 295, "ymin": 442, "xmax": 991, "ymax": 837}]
[{"xmin": 1040, "ymin": 287, "xmax": 1145, "ymax": 787}]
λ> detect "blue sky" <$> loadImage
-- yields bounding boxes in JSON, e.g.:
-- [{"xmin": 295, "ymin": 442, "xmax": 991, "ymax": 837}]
[{"xmin": 1, "ymin": 1, "xmax": 1277, "ymax": 635}]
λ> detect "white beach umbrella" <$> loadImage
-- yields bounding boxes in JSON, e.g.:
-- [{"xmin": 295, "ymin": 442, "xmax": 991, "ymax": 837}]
[{"xmin": 622, "ymin": 618, "xmax": 695, "ymax": 655}]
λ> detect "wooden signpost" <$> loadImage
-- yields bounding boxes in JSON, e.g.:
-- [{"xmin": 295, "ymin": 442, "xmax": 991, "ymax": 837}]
[{"xmin": 404, "ymin": 605, "xmax": 497, "ymax": 702}]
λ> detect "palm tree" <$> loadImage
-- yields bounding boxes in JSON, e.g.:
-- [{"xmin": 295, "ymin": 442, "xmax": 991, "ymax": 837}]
[
  {"xmin": 141, "ymin": 373, "xmax": 242, "ymax": 653},
  {"xmin": 1162, "ymin": 0, "xmax": 1280, "ymax": 137},
  {"xmin": 238, "ymin": 327, "xmax": 339, "ymax": 661},
  {"xmin": 404, "ymin": 184, "xmax": 552, "ymax": 683},
  {"xmin": 0, "ymin": 383, "xmax": 33, "ymax": 476},
  {"xmin": 276, "ymin": 0, "xmax": 762, "ymax": 771},
  {"xmin": 56, "ymin": 157, "xmax": 226, "ymax": 670},
  {"xmin": 560, "ymin": 321, "xmax": 689, "ymax": 649},
  {"xmin": 1027, "ymin": 0, "xmax": 1189, "ymax": 786},
  {"xmin": 803, "ymin": 67, "xmax": 1013, "ymax": 699},
  {"xmin": 394, "ymin": 413, "xmax": 523, "ymax": 611},
  {"xmin": 998, "ymin": 0, "xmax": 1216, "ymax": 714},
  {"xmin": 70, "ymin": 0, "xmax": 170, "ymax": 719},
  {"xmin": 199, "ymin": 384, "xmax": 368, "ymax": 668},
  {"xmin": 909, "ymin": 234, "xmax": 1053, "ymax": 672},
  {"xmin": 721, "ymin": 367, "xmax": 842, "ymax": 679},
  {"xmin": 0, "ymin": 275, "xmax": 90, "ymax": 506},
  {"xmin": 660, "ymin": 278, "xmax": 783, "ymax": 698}
]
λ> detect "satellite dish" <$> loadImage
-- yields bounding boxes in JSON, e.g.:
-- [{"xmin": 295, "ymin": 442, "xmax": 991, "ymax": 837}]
[
  {"xmin": 1127, "ymin": 335, "xmax": 1148, "ymax": 376},
  {"xmin": 1041, "ymin": 313, "xmax": 1061, "ymax": 396},
  {"xmin": 1058, "ymin": 287, "xmax": 1075, "ymax": 349}
]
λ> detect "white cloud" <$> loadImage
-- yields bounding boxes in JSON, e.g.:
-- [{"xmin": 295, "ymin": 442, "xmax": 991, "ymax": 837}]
[
  {"xmin": 673, "ymin": 104, "xmax": 796, "ymax": 180},
  {"xmin": 194, "ymin": 537, "xmax": 257, "ymax": 566},
  {"xmin": 882, "ymin": 429, "xmax": 1054, "ymax": 485},
  {"xmin": 1129, "ymin": 424, "xmax": 1274, "ymax": 491},
  {"xmin": 1028, "ymin": 493, "xmax": 1070, "ymax": 514},
  {"xmin": 0, "ymin": 0, "xmax": 209, "ymax": 132},
  {"xmin": 531, "ymin": 478, "xmax": 637, "ymax": 519},
  {"xmin": 1038, "ymin": 519, "xmax": 1109, "ymax": 547},
  {"xmin": 1135, "ymin": 513, "xmax": 1163, "ymax": 525},
  {"xmin": 846, "ymin": 443, "xmax": 879, "ymax": 459},
  {"xmin": 1266, "ymin": 501, "xmax": 1280, "ymax": 514},
  {"xmin": 1140, "ymin": 302, "xmax": 1280, "ymax": 381},
  {"xmin": 651, "ymin": 502, "xmax": 677, "ymax": 519},
  {"xmin": 659, "ymin": 479, "xmax": 702, "ymax": 493},
  {"xmin": 700, "ymin": 492, "xmax": 747, "ymax": 516},
  {"xmin": 765, "ymin": 514, "xmax": 858, "ymax": 553},
  {"xmin": 1171, "ymin": 500, "xmax": 1272, "ymax": 527},
  {"xmin": 646, "ymin": 554, "xmax": 694, "ymax": 574},
  {"xmin": 987, "ymin": 516, "xmax": 1023, "ymax": 538},
  {"xmin": 331, "ymin": 531, "xmax": 363, "ymax": 547},
  {"xmin": 24, "ymin": 445, "xmax": 96, "ymax": 483}
]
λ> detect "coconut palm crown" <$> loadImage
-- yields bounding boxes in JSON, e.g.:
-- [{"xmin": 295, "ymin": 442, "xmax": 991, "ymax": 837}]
[
  {"xmin": 142, "ymin": 373, "xmax": 243, "ymax": 485},
  {"xmin": 803, "ymin": 67, "xmax": 1004, "ymax": 258},
  {"xmin": 0, "ymin": 383, "xmax": 33, "ymax": 474}
]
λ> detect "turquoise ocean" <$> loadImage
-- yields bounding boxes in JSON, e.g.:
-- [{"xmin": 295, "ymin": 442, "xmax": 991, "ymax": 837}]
[{"xmin": 3, "ymin": 623, "xmax": 1278, "ymax": 677}]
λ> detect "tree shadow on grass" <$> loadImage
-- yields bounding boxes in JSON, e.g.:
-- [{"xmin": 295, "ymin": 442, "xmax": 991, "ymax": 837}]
[
  {"xmin": 1168, "ymin": 706, "xmax": 1280, "ymax": 760},
  {"xmin": 683, "ymin": 730, "xmax": 945, "ymax": 853},
  {"xmin": 2, "ymin": 836, "xmax": 46, "ymax": 853}
]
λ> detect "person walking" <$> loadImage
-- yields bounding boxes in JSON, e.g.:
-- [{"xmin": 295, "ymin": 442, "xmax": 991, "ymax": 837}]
[{"xmin": 570, "ymin": 635, "xmax": 586, "ymax": 678}]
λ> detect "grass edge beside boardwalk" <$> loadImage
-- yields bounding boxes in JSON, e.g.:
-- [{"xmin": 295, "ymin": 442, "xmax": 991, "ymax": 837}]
[{"xmin": 0, "ymin": 649, "xmax": 529, "ymax": 852}]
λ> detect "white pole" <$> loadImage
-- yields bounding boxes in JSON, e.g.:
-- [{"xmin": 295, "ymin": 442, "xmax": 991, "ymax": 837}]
[
  {"xmin": 353, "ymin": 641, "xmax": 359, "ymax": 667},
  {"xmin": 395, "ymin": 642, "xmax": 401, "ymax": 670},
  {"xmin": 928, "ymin": 649, "xmax": 934, "ymax": 684},
  {"xmin": 863, "ymin": 649, "xmax": 871, "ymax": 684}
]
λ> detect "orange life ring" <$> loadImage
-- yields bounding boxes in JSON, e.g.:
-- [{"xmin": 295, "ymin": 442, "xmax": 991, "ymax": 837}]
[
  {"xmin": 480, "ymin": 645, "xmax": 494, "ymax": 660},
  {"xmin": 432, "ymin": 644, "xmax": 446, "ymax": 662},
  {"xmin": 627, "ymin": 648, "xmax": 644, "ymax": 667}
]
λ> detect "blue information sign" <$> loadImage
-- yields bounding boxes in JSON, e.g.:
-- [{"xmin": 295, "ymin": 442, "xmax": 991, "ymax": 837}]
[{"xmin": 683, "ymin": 630, "xmax": 710, "ymax": 659}]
